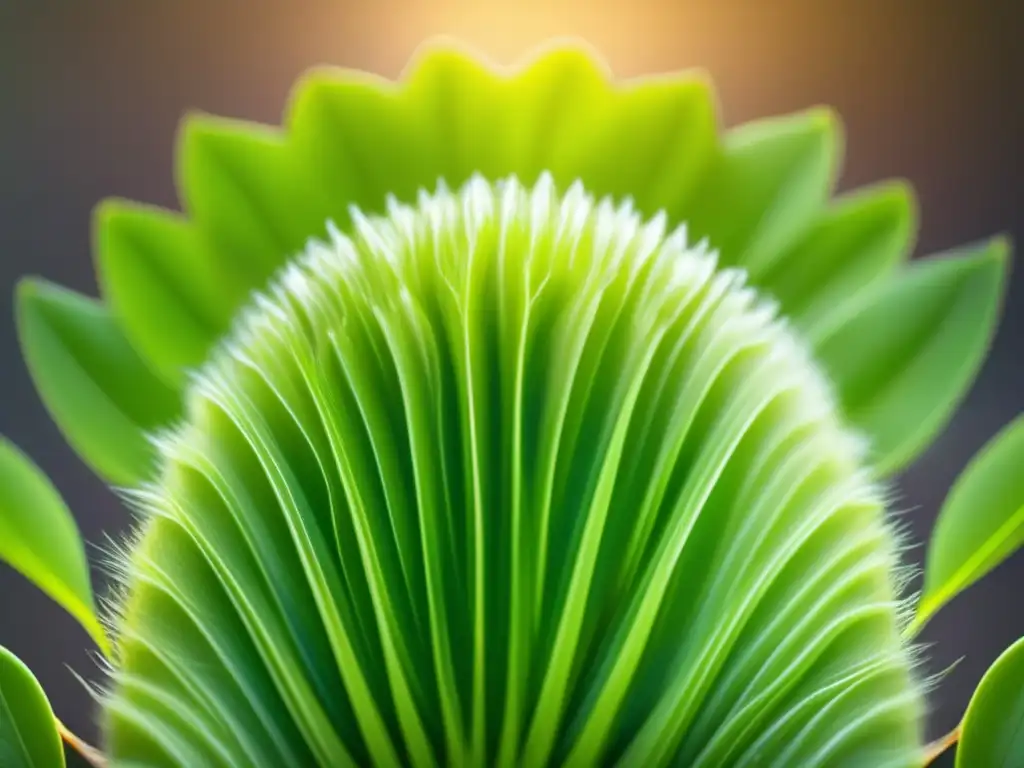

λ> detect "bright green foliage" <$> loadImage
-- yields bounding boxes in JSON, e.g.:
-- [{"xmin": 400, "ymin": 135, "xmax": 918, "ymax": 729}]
[
  {"xmin": 13, "ymin": 41, "xmax": 1004, "ymax": 485},
  {"xmin": 681, "ymin": 107, "xmax": 840, "ymax": 279},
  {"xmin": 0, "ymin": 439, "xmax": 108, "ymax": 656},
  {"xmin": 917, "ymin": 415, "xmax": 1024, "ymax": 632},
  {"xmin": 763, "ymin": 181, "xmax": 916, "ymax": 332},
  {"xmin": 0, "ymin": 645, "xmax": 65, "ymax": 768},
  {"xmin": 2, "ymin": 39, "xmax": 1020, "ymax": 768},
  {"xmin": 16, "ymin": 279, "xmax": 181, "ymax": 485},
  {"xmin": 812, "ymin": 240, "xmax": 1007, "ymax": 475},
  {"xmin": 957, "ymin": 636, "xmax": 1024, "ymax": 766},
  {"xmin": 106, "ymin": 177, "xmax": 924, "ymax": 767},
  {"xmin": 94, "ymin": 199, "xmax": 246, "ymax": 388}
]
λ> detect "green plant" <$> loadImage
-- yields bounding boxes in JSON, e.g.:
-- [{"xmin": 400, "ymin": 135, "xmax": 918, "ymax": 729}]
[{"xmin": 1, "ymin": 40, "xmax": 1021, "ymax": 767}]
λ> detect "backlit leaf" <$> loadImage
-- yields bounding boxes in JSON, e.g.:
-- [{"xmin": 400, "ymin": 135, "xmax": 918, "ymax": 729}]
[
  {"xmin": 0, "ymin": 438, "xmax": 108, "ymax": 656},
  {"xmin": 916, "ymin": 414, "xmax": 1024, "ymax": 630}
]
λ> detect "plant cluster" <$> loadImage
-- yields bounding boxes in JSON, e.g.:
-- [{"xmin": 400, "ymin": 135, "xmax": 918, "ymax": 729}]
[{"xmin": 1, "ymin": 41, "xmax": 1022, "ymax": 767}]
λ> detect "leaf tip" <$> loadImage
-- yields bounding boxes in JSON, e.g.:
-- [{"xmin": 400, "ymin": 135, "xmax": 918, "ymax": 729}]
[
  {"xmin": 986, "ymin": 232, "xmax": 1013, "ymax": 269},
  {"xmin": 14, "ymin": 275, "xmax": 52, "ymax": 332}
]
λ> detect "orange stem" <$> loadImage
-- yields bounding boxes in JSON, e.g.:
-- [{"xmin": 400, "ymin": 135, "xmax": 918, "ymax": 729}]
[
  {"xmin": 923, "ymin": 724, "xmax": 961, "ymax": 766},
  {"xmin": 57, "ymin": 719, "xmax": 106, "ymax": 768}
]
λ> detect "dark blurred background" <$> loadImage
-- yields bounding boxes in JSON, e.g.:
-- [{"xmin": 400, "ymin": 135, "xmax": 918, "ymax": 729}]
[{"xmin": 0, "ymin": 1, "xmax": 1021, "ymax": 765}]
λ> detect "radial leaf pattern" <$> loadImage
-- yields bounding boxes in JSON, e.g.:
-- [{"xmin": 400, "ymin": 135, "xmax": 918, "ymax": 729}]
[
  {"xmin": 10, "ymin": 41, "xmax": 1003, "ymax": 485},
  {"xmin": 105, "ymin": 176, "xmax": 925, "ymax": 767}
]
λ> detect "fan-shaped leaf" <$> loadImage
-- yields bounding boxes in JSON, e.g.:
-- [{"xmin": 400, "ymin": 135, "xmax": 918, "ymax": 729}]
[
  {"xmin": 0, "ymin": 646, "xmax": 65, "ymax": 768},
  {"xmin": 812, "ymin": 238, "xmax": 1008, "ymax": 474},
  {"xmin": 916, "ymin": 414, "xmax": 1024, "ymax": 631},
  {"xmin": 759, "ymin": 180, "xmax": 916, "ymax": 330},
  {"xmin": 957, "ymin": 635, "xmax": 1024, "ymax": 767},
  {"xmin": 102, "ymin": 177, "xmax": 925, "ymax": 767},
  {"xmin": 16, "ymin": 279, "xmax": 181, "ymax": 485},
  {"xmin": 682, "ymin": 107, "xmax": 841, "ymax": 274},
  {"xmin": 95, "ymin": 199, "xmax": 244, "ymax": 385},
  {"xmin": 0, "ymin": 438, "xmax": 108, "ymax": 656}
]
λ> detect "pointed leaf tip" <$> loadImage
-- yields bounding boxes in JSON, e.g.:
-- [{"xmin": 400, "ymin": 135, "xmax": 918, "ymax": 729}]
[
  {"xmin": 0, "ymin": 646, "xmax": 65, "ymax": 768},
  {"xmin": 761, "ymin": 179, "xmax": 917, "ymax": 328},
  {"xmin": 16, "ymin": 278, "xmax": 181, "ymax": 486},
  {"xmin": 177, "ymin": 112, "xmax": 335, "ymax": 289},
  {"xmin": 813, "ymin": 236, "xmax": 1009, "ymax": 474},
  {"xmin": 0, "ymin": 438, "xmax": 108, "ymax": 656},
  {"xmin": 95, "ymin": 198, "xmax": 237, "ymax": 385},
  {"xmin": 680, "ymin": 105, "xmax": 843, "ymax": 276},
  {"xmin": 916, "ymin": 413, "xmax": 1024, "ymax": 630}
]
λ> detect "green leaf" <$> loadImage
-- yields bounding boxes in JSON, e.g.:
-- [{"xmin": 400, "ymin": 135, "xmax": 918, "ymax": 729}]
[
  {"xmin": 489, "ymin": 44, "xmax": 717, "ymax": 217},
  {"xmin": 100, "ymin": 176, "xmax": 927, "ymax": 767},
  {"xmin": 177, "ymin": 114, "xmax": 335, "ymax": 285},
  {"xmin": 16, "ymin": 279, "xmax": 182, "ymax": 486},
  {"xmin": 812, "ymin": 238, "xmax": 1009, "ymax": 474},
  {"xmin": 290, "ymin": 43, "xmax": 717, "ymax": 225},
  {"xmin": 681, "ymin": 107, "xmax": 841, "ymax": 274},
  {"xmin": 550, "ymin": 69, "xmax": 717, "ymax": 219},
  {"xmin": 0, "ymin": 438, "xmax": 109, "ymax": 656},
  {"xmin": 957, "ymin": 635, "xmax": 1024, "ymax": 767},
  {"xmin": 915, "ymin": 414, "xmax": 1024, "ymax": 631},
  {"xmin": 758, "ymin": 180, "xmax": 916, "ymax": 329},
  {"xmin": 0, "ymin": 645, "xmax": 65, "ymax": 768},
  {"xmin": 95, "ymin": 199, "xmax": 244, "ymax": 385},
  {"xmin": 288, "ymin": 64, "xmax": 441, "ymax": 225}
]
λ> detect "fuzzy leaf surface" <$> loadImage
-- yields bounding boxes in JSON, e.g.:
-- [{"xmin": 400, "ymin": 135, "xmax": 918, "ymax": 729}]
[{"xmin": 103, "ymin": 177, "xmax": 924, "ymax": 767}]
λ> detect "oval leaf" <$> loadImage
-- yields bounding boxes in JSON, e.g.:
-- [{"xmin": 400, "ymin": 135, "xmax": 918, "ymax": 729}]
[
  {"xmin": 681, "ymin": 107, "xmax": 842, "ymax": 275},
  {"xmin": 16, "ymin": 279, "xmax": 181, "ymax": 485},
  {"xmin": 0, "ymin": 438, "xmax": 108, "ymax": 656},
  {"xmin": 916, "ymin": 414, "xmax": 1024, "ymax": 630},
  {"xmin": 957, "ymin": 635, "xmax": 1024, "ymax": 767},
  {"xmin": 812, "ymin": 238, "xmax": 1009, "ymax": 474},
  {"xmin": 0, "ymin": 646, "xmax": 65, "ymax": 768},
  {"xmin": 758, "ymin": 180, "xmax": 916, "ymax": 330}
]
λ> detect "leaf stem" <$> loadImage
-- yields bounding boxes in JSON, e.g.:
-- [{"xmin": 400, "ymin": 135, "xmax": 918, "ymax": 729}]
[
  {"xmin": 922, "ymin": 724, "xmax": 961, "ymax": 766},
  {"xmin": 57, "ymin": 719, "xmax": 107, "ymax": 767}
]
